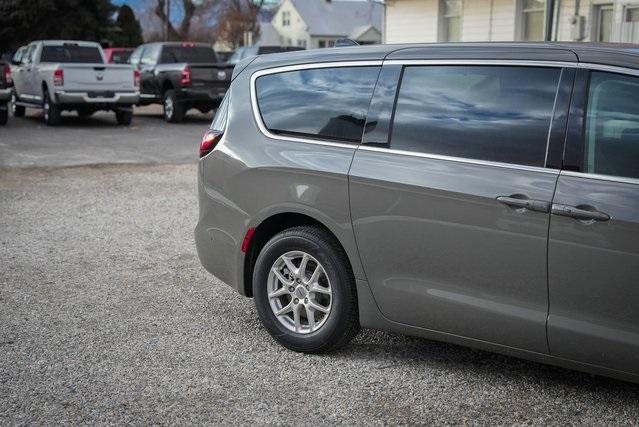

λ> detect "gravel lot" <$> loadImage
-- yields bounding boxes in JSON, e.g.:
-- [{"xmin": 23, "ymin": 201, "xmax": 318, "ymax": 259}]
[{"xmin": 1, "ymin": 111, "xmax": 639, "ymax": 424}]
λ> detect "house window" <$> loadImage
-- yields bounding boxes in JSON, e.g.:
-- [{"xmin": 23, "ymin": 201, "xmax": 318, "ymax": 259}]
[
  {"xmin": 282, "ymin": 10, "xmax": 290, "ymax": 26},
  {"xmin": 297, "ymin": 39, "xmax": 307, "ymax": 48},
  {"xmin": 626, "ymin": 6, "xmax": 639, "ymax": 22},
  {"xmin": 594, "ymin": 4, "xmax": 613, "ymax": 42},
  {"xmin": 521, "ymin": 0, "xmax": 546, "ymax": 41},
  {"xmin": 441, "ymin": 0, "xmax": 462, "ymax": 42}
]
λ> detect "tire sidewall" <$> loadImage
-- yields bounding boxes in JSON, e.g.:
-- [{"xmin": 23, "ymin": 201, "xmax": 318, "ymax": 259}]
[{"xmin": 253, "ymin": 232, "xmax": 353, "ymax": 351}]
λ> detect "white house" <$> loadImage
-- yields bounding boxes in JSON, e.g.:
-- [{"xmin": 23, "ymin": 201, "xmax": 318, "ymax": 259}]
[
  {"xmin": 272, "ymin": 0, "xmax": 383, "ymax": 49},
  {"xmin": 384, "ymin": 0, "xmax": 639, "ymax": 44}
]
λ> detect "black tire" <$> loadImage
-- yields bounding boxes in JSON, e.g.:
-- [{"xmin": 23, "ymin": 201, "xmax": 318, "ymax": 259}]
[
  {"xmin": 252, "ymin": 226, "xmax": 359, "ymax": 353},
  {"xmin": 115, "ymin": 108, "xmax": 133, "ymax": 125},
  {"xmin": 12, "ymin": 93, "xmax": 25, "ymax": 117},
  {"xmin": 43, "ymin": 90, "xmax": 61, "ymax": 126},
  {"xmin": 0, "ymin": 104, "xmax": 8, "ymax": 125},
  {"xmin": 163, "ymin": 89, "xmax": 184, "ymax": 123}
]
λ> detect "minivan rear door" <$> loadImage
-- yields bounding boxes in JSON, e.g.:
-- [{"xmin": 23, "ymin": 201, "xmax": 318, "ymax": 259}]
[
  {"xmin": 349, "ymin": 62, "xmax": 574, "ymax": 353},
  {"xmin": 547, "ymin": 68, "xmax": 639, "ymax": 374}
]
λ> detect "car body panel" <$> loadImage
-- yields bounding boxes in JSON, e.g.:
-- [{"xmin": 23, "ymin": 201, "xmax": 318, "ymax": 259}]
[{"xmin": 195, "ymin": 42, "xmax": 639, "ymax": 382}]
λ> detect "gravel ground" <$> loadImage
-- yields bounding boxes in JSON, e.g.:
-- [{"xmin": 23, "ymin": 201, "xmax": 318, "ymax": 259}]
[{"xmin": 1, "ymin": 163, "xmax": 639, "ymax": 425}]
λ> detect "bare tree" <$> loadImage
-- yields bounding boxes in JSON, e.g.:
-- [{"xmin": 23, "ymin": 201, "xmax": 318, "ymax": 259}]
[
  {"xmin": 154, "ymin": 0, "xmax": 219, "ymax": 41},
  {"xmin": 213, "ymin": 0, "xmax": 265, "ymax": 49}
]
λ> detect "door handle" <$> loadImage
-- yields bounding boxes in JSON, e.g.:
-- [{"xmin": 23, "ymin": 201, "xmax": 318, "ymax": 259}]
[
  {"xmin": 551, "ymin": 204, "xmax": 610, "ymax": 222},
  {"xmin": 497, "ymin": 195, "xmax": 550, "ymax": 213}
]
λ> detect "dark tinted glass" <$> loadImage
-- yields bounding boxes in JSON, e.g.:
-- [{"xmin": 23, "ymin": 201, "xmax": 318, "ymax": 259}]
[
  {"xmin": 584, "ymin": 72, "xmax": 639, "ymax": 179},
  {"xmin": 111, "ymin": 51, "xmax": 132, "ymax": 64},
  {"xmin": 160, "ymin": 46, "xmax": 217, "ymax": 64},
  {"xmin": 41, "ymin": 45, "xmax": 103, "ymax": 64},
  {"xmin": 256, "ymin": 66, "xmax": 380, "ymax": 142},
  {"xmin": 391, "ymin": 66, "xmax": 561, "ymax": 166}
]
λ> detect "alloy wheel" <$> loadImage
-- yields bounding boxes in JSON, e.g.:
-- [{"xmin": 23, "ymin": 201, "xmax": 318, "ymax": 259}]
[{"xmin": 267, "ymin": 251, "xmax": 332, "ymax": 334}]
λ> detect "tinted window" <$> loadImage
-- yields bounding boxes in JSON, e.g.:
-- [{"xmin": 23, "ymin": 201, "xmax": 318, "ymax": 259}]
[
  {"xmin": 41, "ymin": 45, "xmax": 103, "ymax": 63},
  {"xmin": 256, "ymin": 66, "xmax": 380, "ymax": 142},
  {"xmin": 160, "ymin": 46, "xmax": 217, "ymax": 64},
  {"xmin": 391, "ymin": 66, "xmax": 561, "ymax": 167},
  {"xmin": 584, "ymin": 72, "xmax": 639, "ymax": 179},
  {"xmin": 111, "ymin": 50, "xmax": 132, "ymax": 64}
]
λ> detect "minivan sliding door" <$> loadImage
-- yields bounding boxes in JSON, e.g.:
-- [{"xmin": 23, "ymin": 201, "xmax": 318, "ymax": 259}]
[
  {"xmin": 349, "ymin": 64, "xmax": 574, "ymax": 353},
  {"xmin": 548, "ymin": 69, "xmax": 639, "ymax": 375}
]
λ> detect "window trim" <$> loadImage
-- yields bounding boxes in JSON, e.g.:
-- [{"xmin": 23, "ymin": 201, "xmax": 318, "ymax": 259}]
[
  {"xmin": 249, "ymin": 59, "xmax": 639, "ymax": 176},
  {"xmin": 518, "ymin": 0, "xmax": 547, "ymax": 41},
  {"xmin": 249, "ymin": 61, "xmax": 383, "ymax": 149}
]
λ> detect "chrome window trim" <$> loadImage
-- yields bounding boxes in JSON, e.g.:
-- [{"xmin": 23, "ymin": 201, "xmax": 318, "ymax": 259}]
[
  {"xmin": 358, "ymin": 145, "xmax": 558, "ymax": 175},
  {"xmin": 384, "ymin": 59, "xmax": 576, "ymax": 68},
  {"xmin": 249, "ymin": 60, "xmax": 383, "ymax": 150},
  {"xmin": 249, "ymin": 59, "xmax": 639, "ymax": 152},
  {"xmin": 561, "ymin": 170, "xmax": 639, "ymax": 186}
]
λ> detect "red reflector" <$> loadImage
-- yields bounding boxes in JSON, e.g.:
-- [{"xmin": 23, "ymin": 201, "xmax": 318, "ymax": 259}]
[
  {"xmin": 53, "ymin": 68, "xmax": 64, "ymax": 86},
  {"xmin": 199, "ymin": 130, "xmax": 223, "ymax": 158},
  {"xmin": 133, "ymin": 69, "xmax": 140, "ymax": 87},
  {"xmin": 241, "ymin": 227, "xmax": 256, "ymax": 253},
  {"xmin": 180, "ymin": 66, "xmax": 192, "ymax": 87},
  {"xmin": 4, "ymin": 66, "xmax": 12, "ymax": 85}
]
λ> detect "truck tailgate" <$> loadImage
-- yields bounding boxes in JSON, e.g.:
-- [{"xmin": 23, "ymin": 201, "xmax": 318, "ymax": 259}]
[
  {"xmin": 61, "ymin": 64, "xmax": 136, "ymax": 92},
  {"xmin": 190, "ymin": 63, "xmax": 233, "ymax": 86}
]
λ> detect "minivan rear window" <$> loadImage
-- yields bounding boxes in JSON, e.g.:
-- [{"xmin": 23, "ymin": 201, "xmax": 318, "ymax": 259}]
[
  {"xmin": 256, "ymin": 66, "xmax": 380, "ymax": 143},
  {"xmin": 41, "ymin": 45, "xmax": 104, "ymax": 64},
  {"xmin": 390, "ymin": 66, "xmax": 561, "ymax": 167}
]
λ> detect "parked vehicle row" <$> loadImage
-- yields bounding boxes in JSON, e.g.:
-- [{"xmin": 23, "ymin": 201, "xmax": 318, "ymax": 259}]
[
  {"xmin": 195, "ymin": 43, "xmax": 639, "ymax": 384},
  {"xmin": 4, "ymin": 40, "xmax": 304, "ymax": 126},
  {"xmin": 10, "ymin": 40, "xmax": 138, "ymax": 126}
]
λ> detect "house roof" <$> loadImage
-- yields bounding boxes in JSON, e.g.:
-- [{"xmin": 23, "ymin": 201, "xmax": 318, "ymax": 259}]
[
  {"xmin": 290, "ymin": 0, "xmax": 382, "ymax": 37},
  {"xmin": 257, "ymin": 23, "xmax": 282, "ymax": 46}
]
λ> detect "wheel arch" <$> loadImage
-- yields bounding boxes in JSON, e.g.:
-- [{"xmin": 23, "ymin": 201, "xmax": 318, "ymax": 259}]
[{"xmin": 243, "ymin": 212, "xmax": 357, "ymax": 298}]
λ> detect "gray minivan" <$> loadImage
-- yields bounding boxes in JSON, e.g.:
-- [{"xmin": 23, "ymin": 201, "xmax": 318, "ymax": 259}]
[{"xmin": 195, "ymin": 43, "xmax": 639, "ymax": 383}]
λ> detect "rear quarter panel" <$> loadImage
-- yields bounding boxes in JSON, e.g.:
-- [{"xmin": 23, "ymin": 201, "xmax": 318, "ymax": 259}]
[{"xmin": 196, "ymin": 67, "xmax": 365, "ymax": 294}]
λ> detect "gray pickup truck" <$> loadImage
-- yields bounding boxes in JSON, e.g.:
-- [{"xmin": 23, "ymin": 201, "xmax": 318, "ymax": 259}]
[{"xmin": 11, "ymin": 40, "xmax": 139, "ymax": 126}]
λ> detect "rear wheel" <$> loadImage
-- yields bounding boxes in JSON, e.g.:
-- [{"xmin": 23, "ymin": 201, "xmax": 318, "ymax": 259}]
[
  {"xmin": 12, "ymin": 93, "xmax": 25, "ymax": 117},
  {"xmin": 43, "ymin": 90, "xmax": 61, "ymax": 126},
  {"xmin": 163, "ymin": 89, "xmax": 184, "ymax": 123},
  {"xmin": 252, "ymin": 226, "xmax": 359, "ymax": 353},
  {"xmin": 115, "ymin": 108, "xmax": 133, "ymax": 125},
  {"xmin": 0, "ymin": 102, "xmax": 8, "ymax": 125}
]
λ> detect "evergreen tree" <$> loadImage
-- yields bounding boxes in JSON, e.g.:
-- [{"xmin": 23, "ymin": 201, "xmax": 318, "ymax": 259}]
[
  {"xmin": 0, "ymin": 0, "xmax": 116, "ymax": 53},
  {"xmin": 113, "ymin": 5, "xmax": 144, "ymax": 47}
]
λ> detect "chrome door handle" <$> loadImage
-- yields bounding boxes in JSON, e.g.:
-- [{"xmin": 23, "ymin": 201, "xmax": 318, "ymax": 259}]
[
  {"xmin": 551, "ymin": 204, "xmax": 610, "ymax": 222},
  {"xmin": 497, "ymin": 195, "xmax": 550, "ymax": 213}
]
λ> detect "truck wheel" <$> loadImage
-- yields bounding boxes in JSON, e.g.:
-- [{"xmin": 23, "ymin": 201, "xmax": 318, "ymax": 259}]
[
  {"xmin": 115, "ymin": 108, "xmax": 133, "ymax": 126},
  {"xmin": 43, "ymin": 91, "xmax": 61, "ymax": 126},
  {"xmin": 163, "ymin": 89, "xmax": 184, "ymax": 123},
  {"xmin": 0, "ymin": 103, "xmax": 8, "ymax": 125},
  {"xmin": 12, "ymin": 93, "xmax": 25, "ymax": 117}
]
